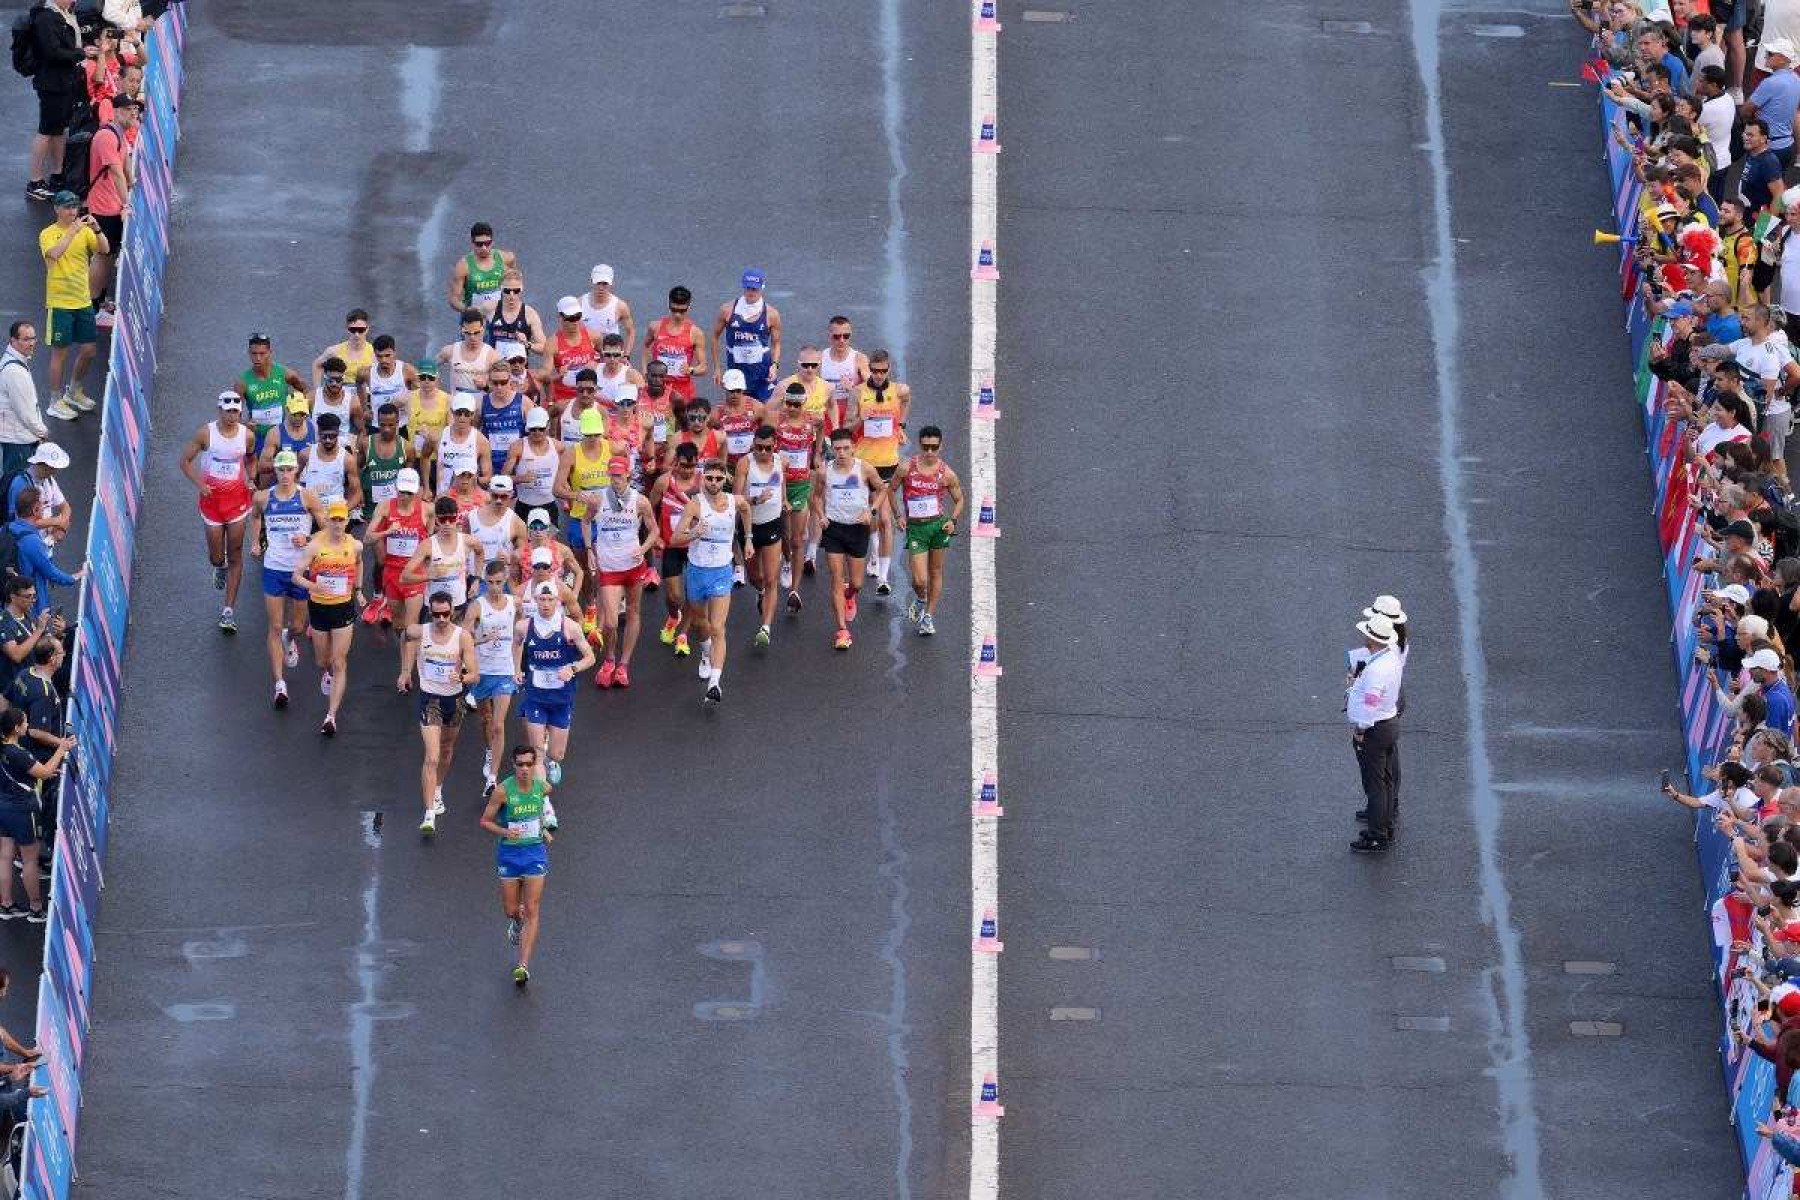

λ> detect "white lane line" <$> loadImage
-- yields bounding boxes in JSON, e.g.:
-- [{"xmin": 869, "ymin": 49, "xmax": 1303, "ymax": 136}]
[
  {"xmin": 1406, "ymin": 0, "xmax": 1546, "ymax": 1192},
  {"xmin": 968, "ymin": 6, "xmax": 1002, "ymax": 1200}
]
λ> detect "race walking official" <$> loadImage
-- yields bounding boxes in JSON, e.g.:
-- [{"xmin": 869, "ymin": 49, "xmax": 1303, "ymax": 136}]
[{"xmin": 1347, "ymin": 611, "xmax": 1404, "ymax": 855}]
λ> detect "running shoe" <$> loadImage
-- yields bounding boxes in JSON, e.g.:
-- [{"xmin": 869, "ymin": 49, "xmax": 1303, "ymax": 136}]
[
  {"xmin": 320, "ymin": 671, "xmax": 333, "ymax": 696},
  {"xmin": 673, "ymin": 633, "xmax": 691, "ymax": 657},
  {"xmin": 319, "ymin": 715, "xmax": 337, "ymax": 737},
  {"xmin": 845, "ymin": 590, "xmax": 859, "ymax": 623},
  {"xmin": 69, "ymin": 385, "xmax": 96, "ymax": 413},
  {"xmin": 595, "ymin": 659, "xmax": 616, "ymax": 689},
  {"xmin": 834, "ymin": 628, "xmax": 852, "ymax": 651},
  {"xmin": 506, "ymin": 915, "xmax": 521, "ymax": 946},
  {"xmin": 918, "ymin": 613, "xmax": 936, "ymax": 637},
  {"xmin": 659, "ymin": 617, "xmax": 679, "ymax": 645},
  {"xmin": 24, "ymin": 180, "xmax": 52, "ymax": 202},
  {"xmin": 698, "ymin": 646, "xmax": 712, "ymax": 679},
  {"xmin": 906, "ymin": 594, "xmax": 923, "ymax": 623},
  {"xmin": 866, "ymin": 557, "xmax": 879, "ymax": 578},
  {"xmin": 360, "ymin": 594, "xmax": 385, "ymax": 625},
  {"xmin": 546, "ymin": 759, "xmax": 562, "ymax": 787},
  {"xmin": 212, "ymin": 562, "xmax": 228, "ymax": 590},
  {"xmin": 218, "ymin": 606, "xmax": 236, "ymax": 634},
  {"xmin": 45, "ymin": 396, "xmax": 77, "ymax": 422},
  {"xmin": 272, "ymin": 680, "xmax": 289, "ymax": 709},
  {"xmin": 803, "ymin": 554, "xmax": 816, "ymax": 577},
  {"xmin": 24, "ymin": 908, "xmax": 45, "ymax": 925},
  {"xmin": 482, "ymin": 747, "xmax": 493, "ymax": 777},
  {"xmin": 282, "ymin": 629, "xmax": 299, "ymax": 668},
  {"xmin": 419, "ymin": 811, "xmax": 436, "ymax": 836},
  {"xmin": 512, "ymin": 964, "xmax": 530, "ymax": 985},
  {"xmin": 780, "ymin": 561, "xmax": 793, "ymax": 589},
  {"xmin": 754, "ymin": 625, "xmax": 770, "ymax": 649},
  {"xmin": 875, "ymin": 579, "xmax": 891, "ymax": 597},
  {"xmin": 0, "ymin": 904, "xmax": 22, "ymax": 921},
  {"xmin": 482, "ymin": 774, "xmax": 496, "ymax": 797},
  {"xmin": 432, "ymin": 788, "xmax": 445, "ymax": 816},
  {"xmin": 613, "ymin": 663, "xmax": 630, "ymax": 688},
  {"xmin": 543, "ymin": 798, "xmax": 559, "ymax": 831},
  {"xmin": 786, "ymin": 590, "xmax": 802, "ymax": 614},
  {"xmin": 733, "ymin": 564, "xmax": 746, "ymax": 588},
  {"xmin": 704, "ymin": 682, "xmax": 723, "ymax": 704}
]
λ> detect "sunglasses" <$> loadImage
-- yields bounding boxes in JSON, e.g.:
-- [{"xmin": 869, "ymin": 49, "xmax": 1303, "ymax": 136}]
[
  {"xmin": 670, "ymin": 305, "xmax": 690, "ymax": 314},
  {"xmin": 472, "ymin": 239, "xmax": 493, "ymax": 248},
  {"xmin": 920, "ymin": 443, "xmax": 942, "ymax": 452},
  {"xmin": 346, "ymin": 325, "xmax": 368, "ymax": 334},
  {"xmin": 430, "ymin": 610, "xmax": 453, "ymax": 620},
  {"xmin": 501, "ymin": 287, "xmax": 522, "ymax": 295},
  {"xmin": 783, "ymin": 400, "xmax": 803, "ymax": 407},
  {"xmin": 830, "ymin": 332, "xmax": 851, "ymax": 341},
  {"xmin": 602, "ymin": 351, "xmax": 624, "ymax": 358},
  {"xmin": 799, "ymin": 361, "xmax": 820, "ymax": 369},
  {"xmin": 324, "ymin": 375, "xmax": 345, "ymax": 385},
  {"xmin": 703, "ymin": 474, "xmax": 728, "ymax": 483},
  {"xmin": 577, "ymin": 384, "xmax": 599, "ymax": 393}
]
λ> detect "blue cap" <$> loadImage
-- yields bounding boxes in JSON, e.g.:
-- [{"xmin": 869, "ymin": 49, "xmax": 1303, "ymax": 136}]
[
  {"xmin": 1667, "ymin": 301, "xmax": 1697, "ymax": 318},
  {"xmin": 741, "ymin": 269, "xmax": 765, "ymax": 290}
]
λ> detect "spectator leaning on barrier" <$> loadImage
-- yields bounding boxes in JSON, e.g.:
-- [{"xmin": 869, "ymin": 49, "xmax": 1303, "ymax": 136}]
[
  {"xmin": 0, "ymin": 323, "xmax": 45, "ymax": 475},
  {"xmin": 23, "ymin": 0, "xmax": 82, "ymax": 204},
  {"xmin": 86, "ymin": 93, "xmax": 138, "ymax": 329},
  {"xmin": 39, "ymin": 190, "xmax": 105, "ymax": 420},
  {"xmin": 0, "ymin": 577, "xmax": 62, "ymax": 706},
  {"xmin": 11, "ymin": 443, "xmax": 69, "ymax": 549},
  {"xmin": 5, "ymin": 489, "xmax": 80, "ymax": 617}
]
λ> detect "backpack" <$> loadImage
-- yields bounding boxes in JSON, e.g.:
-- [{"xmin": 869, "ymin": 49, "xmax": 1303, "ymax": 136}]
[
  {"xmin": 0, "ymin": 521, "xmax": 24, "ymax": 586},
  {"xmin": 9, "ymin": 6, "xmax": 40, "ymax": 79}
]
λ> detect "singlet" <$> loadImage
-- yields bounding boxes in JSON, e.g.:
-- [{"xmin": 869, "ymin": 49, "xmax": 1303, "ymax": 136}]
[
  {"xmin": 902, "ymin": 459, "xmax": 947, "ymax": 520},
  {"xmin": 642, "ymin": 390, "xmax": 674, "ymax": 448},
  {"xmin": 723, "ymin": 297, "xmax": 772, "ymax": 371},
  {"xmin": 559, "ymin": 400, "xmax": 597, "ymax": 446},
  {"xmin": 261, "ymin": 487, "xmax": 313, "ymax": 573},
  {"xmin": 818, "ymin": 346, "xmax": 862, "ymax": 417},
  {"xmin": 779, "ymin": 375, "xmax": 834, "ymax": 429},
  {"xmin": 565, "ymin": 441, "xmax": 610, "ymax": 519},
  {"xmin": 658, "ymin": 473, "xmax": 693, "ymax": 546},
  {"xmin": 381, "ymin": 500, "xmax": 427, "ymax": 571},
  {"xmin": 486, "ymin": 302, "xmax": 533, "ymax": 362},
  {"xmin": 497, "ymin": 775, "xmax": 549, "ymax": 846},
  {"xmin": 717, "ymin": 403, "xmax": 760, "ymax": 463},
  {"xmin": 596, "ymin": 362, "xmax": 636, "ymax": 405},
  {"xmin": 325, "ymin": 340, "xmax": 374, "ymax": 393},
  {"xmin": 361, "ymin": 436, "xmax": 407, "ymax": 506},
  {"xmin": 462, "ymin": 252, "xmax": 506, "ymax": 312},
  {"xmin": 203, "ymin": 422, "xmax": 251, "ymax": 486},
  {"xmin": 365, "ymin": 360, "xmax": 411, "ymax": 427},
  {"xmin": 688, "ymin": 494, "xmax": 737, "ymax": 569},
  {"xmin": 480, "ymin": 391, "xmax": 525, "ymax": 473},
  {"xmin": 417, "ymin": 623, "xmax": 465, "ymax": 697},
  {"xmin": 448, "ymin": 485, "xmax": 486, "ymax": 525},
  {"xmin": 522, "ymin": 614, "xmax": 576, "ymax": 701},
  {"xmin": 513, "ymin": 436, "xmax": 559, "ymax": 506},
  {"xmin": 435, "ymin": 427, "xmax": 482, "ymax": 491},
  {"xmin": 743, "ymin": 456, "xmax": 783, "ymax": 524},
  {"xmin": 472, "ymin": 591, "xmax": 517, "ymax": 676},
  {"xmin": 275, "ymin": 417, "xmax": 317, "ymax": 458},
  {"xmin": 823, "ymin": 460, "xmax": 869, "ymax": 524},
  {"xmin": 299, "ymin": 445, "xmax": 349, "ymax": 502},
  {"xmin": 412, "ymin": 391, "xmax": 450, "ymax": 454},
  {"xmin": 646, "ymin": 318, "xmax": 695, "ymax": 385},
  {"xmin": 309, "ymin": 537, "xmax": 358, "ymax": 605},
  {"xmin": 775, "ymin": 420, "xmax": 816, "ymax": 482},
  {"xmin": 855, "ymin": 384, "xmax": 902, "ymax": 468},
  {"xmin": 581, "ymin": 291, "xmax": 624, "ymax": 340},
  {"xmin": 592, "ymin": 488, "xmax": 643, "ymax": 572},
  {"xmin": 447, "ymin": 342, "xmax": 496, "ymax": 394},
  {"xmin": 550, "ymin": 326, "xmax": 597, "ymax": 402},
  {"xmin": 468, "ymin": 505, "xmax": 516, "ymax": 566},
  {"xmin": 242, "ymin": 365, "xmax": 290, "ymax": 434},
  {"xmin": 312, "ymin": 386, "xmax": 355, "ymax": 437},
  {"xmin": 426, "ymin": 532, "xmax": 469, "ymax": 607}
]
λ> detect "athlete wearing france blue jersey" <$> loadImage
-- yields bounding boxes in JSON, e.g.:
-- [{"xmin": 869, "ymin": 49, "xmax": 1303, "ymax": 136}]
[
  {"xmin": 479, "ymin": 364, "xmax": 529, "ymax": 476},
  {"xmin": 480, "ymin": 743, "xmax": 554, "ymax": 986},
  {"xmin": 513, "ymin": 583, "xmax": 594, "ymax": 788},
  {"xmin": 712, "ymin": 270, "xmax": 783, "ymax": 402}
]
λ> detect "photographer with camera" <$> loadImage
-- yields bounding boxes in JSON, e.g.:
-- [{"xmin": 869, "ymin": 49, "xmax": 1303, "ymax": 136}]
[{"xmin": 36, "ymin": 190, "xmax": 105, "ymax": 420}]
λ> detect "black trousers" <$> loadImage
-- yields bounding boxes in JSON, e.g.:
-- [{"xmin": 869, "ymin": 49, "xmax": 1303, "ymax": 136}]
[{"xmin": 1354, "ymin": 718, "xmax": 1400, "ymax": 838}]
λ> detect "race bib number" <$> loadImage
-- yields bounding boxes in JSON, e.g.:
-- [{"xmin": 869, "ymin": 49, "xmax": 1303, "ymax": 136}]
[
  {"xmin": 730, "ymin": 342, "xmax": 765, "ymax": 364},
  {"xmin": 506, "ymin": 818, "xmax": 541, "ymax": 840},
  {"xmin": 782, "ymin": 448, "xmax": 810, "ymax": 470},
  {"xmin": 421, "ymin": 656, "xmax": 458, "ymax": 686},
  {"xmin": 907, "ymin": 495, "xmax": 940, "ymax": 519},
  {"xmin": 531, "ymin": 666, "xmax": 564, "ymax": 690},
  {"xmin": 726, "ymin": 430, "xmax": 753, "ymax": 454},
  {"xmin": 864, "ymin": 415, "xmax": 894, "ymax": 439},
  {"xmin": 652, "ymin": 418, "xmax": 668, "ymax": 443},
  {"xmin": 386, "ymin": 533, "xmax": 419, "ymax": 559},
  {"xmin": 316, "ymin": 568, "xmax": 353, "ymax": 601},
  {"xmin": 657, "ymin": 349, "xmax": 687, "ymax": 373},
  {"xmin": 372, "ymin": 482, "xmax": 397, "ymax": 504},
  {"xmin": 495, "ymin": 339, "xmax": 526, "ymax": 361}
]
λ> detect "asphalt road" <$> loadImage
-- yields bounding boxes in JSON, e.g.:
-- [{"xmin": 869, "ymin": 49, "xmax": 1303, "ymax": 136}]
[{"xmin": 0, "ymin": 1, "xmax": 1740, "ymax": 1199}]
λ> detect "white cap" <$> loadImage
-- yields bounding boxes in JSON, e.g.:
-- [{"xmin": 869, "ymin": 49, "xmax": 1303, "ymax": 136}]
[
  {"xmin": 27, "ymin": 443, "xmax": 68, "ymax": 469},
  {"xmin": 615, "ymin": 383, "xmax": 639, "ymax": 405},
  {"xmin": 217, "ymin": 390, "xmax": 242, "ymax": 409},
  {"xmin": 526, "ymin": 507, "xmax": 552, "ymax": 528},
  {"xmin": 1362, "ymin": 595, "xmax": 1406, "ymax": 625},
  {"xmin": 721, "ymin": 368, "xmax": 747, "ymax": 392},
  {"xmin": 1355, "ymin": 614, "xmax": 1398, "ymax": 647},
  {"xmin": 557, "ymin": 294, "xmax": 583, "ymax": 318},
  {"xmin": 591, "ymin": 263, "xmax": 614, "ymax": 285},
  {"xmin": 395, "ymin": 467, "xmax": 421, "ymax": 494},
  {"xmin": 525, "ymin": 407, "xmax": 550, "ymax": 429},
  {"xmin": 1768, "ymin": 36, "xmax": 1798, "ymax": 61},
  {"xmin": 1748, "ymin": 648, "xmax": 1785, "ymax": 673},
  {"xmin": 489, "ymin": 474, "xmax": 513, "ymax": 494},
  {"xmin": 534, "ymin": 581, "xmax": 558, "ymax": 598},
  {"xmin": 530, "ymin": 547, "xmax": 555, "ymax": 566},
  {"xmin": 450, "ymin": 391, "xmax": 479, "ymax": 412},
  {"xmin": 1714, "ymin": 583, "xmax": 1752, "ymax": 605}
]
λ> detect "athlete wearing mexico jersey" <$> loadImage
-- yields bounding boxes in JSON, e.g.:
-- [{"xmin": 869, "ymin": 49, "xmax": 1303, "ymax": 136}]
[
  {"xmin": 180, "ymin": 392, "xmax": 257, "ymax": 633},
  {"xmin": 676, "ymin": 459, "xmax": 751, "ymax": 704},
  {"xmin": 643, "ymin": 286, "xmax": 707, "ymax": 403},
  {"xmin": 291, "ymin": 499, "xmax": 362, "ymax": 737},
  {"xmin": 712, "ymin": 269, "xmax": 783, "ymax": 401},
  {"xmin": 810, "ymin": 428, "xmax": 887, "ymax": 651},
  {"xmin": 357, "ymin": 336, "xmax": 418, "ymax": 434},
  {"xmin": 313, "ymin": 308, "xmax": 374, "ymax": 393},
  {"xmin": 502, "ymin": 407, "xmax": 561, "ymax": 523},
  {"xmin": 649, "ymin": 443, "xmax": 700, "ymax": 654},
  {"xmin": 514, "ymin": 582, "xmax": 595, "ymax": 787},
  {"xmin": 446, "ymin": 221, "xmax": 518, "ymax": 318},
  {"xmin": 479, "ymin": 744, "xmax": 554, "ymax": 987},
  {"xmin": 247, "ymin": 450, "xmax": 326, "ymax": 709},
  {"xmin": 236, "ymin": 332, "xmax": 309, "ymax": 459},
  {"xmin": 892, "ymin": 426, "xmax": 963, "ymax": 638},
  {"xmin": 735, "ymin": 428, "xmax": 787, "ymax": 647},
  {"xmin": 588, "ymin": 454, "xmax": 660, "ymax": 690},
  {"xmin": 772, "ymin": 383, "xmax": 823, "ymax": 602},
  {"xmin": 410, "ymin": 589, "xmax": 478, "ymax": 836},
  {"xmin": 579, "ymin": 263, "xmax": 636, "ymax": 353},
  {"xmin": 466, "ymin": 559, "xmax": 521, "ymax": 794},
  {"xmin": 363, "ymin": 467, "xmax": 429, "ymax": 633}
]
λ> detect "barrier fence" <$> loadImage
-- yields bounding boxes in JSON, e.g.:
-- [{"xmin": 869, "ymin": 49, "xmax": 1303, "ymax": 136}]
[
  {"xmin": 1599, "ymin": 90, "xmax": 1798, "ymax": 1199},
  {"xmin": 18, "ymin": 7, "xmax": 189, "ymax": 1197}
]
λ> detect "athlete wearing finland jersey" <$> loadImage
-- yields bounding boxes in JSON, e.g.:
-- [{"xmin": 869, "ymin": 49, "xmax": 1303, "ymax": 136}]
[
  {"xmin": 466, "ymin": 562, "xmax": 521, "ymax": 793},
  {"xmin": 677, "ymin": 461, "xmax": 752, "ymax": 703},
  {"xmin": 712, "ymin": 270, "xmax": 783, "ymax": 401},
  {"xmin": 514, "ymin": 583, "xmax": 594, "ymax": 788},
  {"xmin": 810, "ymin": 428, "xmax": 888, "ymax": 651},
  {"xmin": 249, "ymin": 451, "xmax": 326, "ymax": 707}
]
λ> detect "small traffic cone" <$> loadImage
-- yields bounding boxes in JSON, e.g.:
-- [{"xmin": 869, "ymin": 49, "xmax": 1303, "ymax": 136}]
[
  {"xmin": 973, "ymin": 1072, "xmax": 1005, "ymax": 1119},
  {"xmin": 972, "ymin": 770, "xmax": 1004, "ymax": 817},
  {"xmin": 973, "ymin": 116, "xmax": 1001, "ymax": 154},
  {"xmin": 973, "ymin": 633, "xmax": 1002, "ymax": 678},
  {"xmin": 971, "ymin": 241, "xmax": 999, "ymax": 281},
  {"xmin": 971, "ymin": 376, "xmax": 1000, "ymax": 420},
  {"xmin": 973, "ymin": 0, "xmax": 1001, "ymax": 32},
  {"xmin": 973, "ymin": 497, "xmax": 1001, "ymax": 538},
  {"xmin": 973, "ymin": 908, "xmax": 1004, "ymax": 953}
]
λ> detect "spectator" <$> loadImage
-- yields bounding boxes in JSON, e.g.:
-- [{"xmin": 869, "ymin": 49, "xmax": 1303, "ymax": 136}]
[
  {"xmin": 38, "ymin": 191, "xmax": 106, "ymax": 419},
  {"xmin": 1749, "ymin": 647, "xmax": 1799, "ymax": 736},
  {"xmin": 6, "ymin": 488, "xmax": 81, "ymax": 616},
  {"xmin": 11, "ymin": 639, "xmax": 67, "ymax": 863},
  {"xmin": 1697, "ymin": 66, "xmax": 1735, "ymax": 193},
  {"xmin": 23, "ymin": 0, "xmax": 83, "ymax": 203},
  {"xmin": 0, "ymin": 578, "xmax": 60, "ymax": 706},
  {"xmin": 86, "ymin": 94, "xmax": 139, "ymax": 329},
  {"xmin": 1747, "ymin": 40, "xmax": 1800, "ymax": 168},
  {"xmin": 82, "ymin": 23, "xmax": 122, "ymax": 119},
  {"xmin": 0, "ymin": 706, "xmax": 63, "ymax": 923},
  {"xmin": 11, "ymin": 443, "xmax": 70, "ymax": 549},
  {"xmin": 1649, "ymin": 301, "xmax": 1701, "ymax": 390},
  {"xmin": 1689, "ymin": 14, "xmax": 1726, "ymax": 84},
  {"xmin": 0, "ymin": 323, "xmax": 46, "ymax": 475},
  {"xmin": 1740, "ymin": 120, "xmax": 1786, "ymax": 214}
]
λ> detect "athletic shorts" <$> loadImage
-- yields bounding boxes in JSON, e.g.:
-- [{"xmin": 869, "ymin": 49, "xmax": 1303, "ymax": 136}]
[
  {"xmin": 751, "ymin": 517, "xmax": 784, "ymax": 549},
  {"xmin": 904, "ymin": 516, "xmax": 953, "ymax": 555},
  {"xmin": 496, "ymin": 840, "xmax": 549, "ymax": 879},
  {"xmin": 0, "ymin": 804, "xmax": 37, "ymax": 846},
  {"xmin": 519, "ymin": 693, "xmax": 574, "ymax": 730},
  {"xmin": 596, "ymin": 566, "xmax": 642, "ymax": 588},
  {"xmin": 92, "ymin": 213, "xmax": 124, "ymax": 254},
  {"xmin": 515, "ymin": 501, "xmax": 557, "ymax": 526},
  {"xmin": 261, "ymin": 566, "xmax": 308, "ymax": 601},
  {"xmin": 382, "ymin": 569, "xmax": 425, "ymax": 603},
  {"xmin": 564, "ymin": 518, "xmax": 591, "ymax": 552},
  {"xmin": 660, "ymin": 546, "xmax": 688, "ymax": 577},
  {"xmin": 34, "ymin": 88, "xmax": 73, "ymax": 138},
  {"xmin": 417, "ymin": 691, "xmax": 466, "ymax": 728},
  {"xmin": 46, "ymin": 305, "xmax": 96, "ymax": 347},
  {"xmin": 308, "ymin": 600, "xmax": 355, "ymax": 632},
  {"xmin": 819, "ymin": 520, "xmax": 871, "ymax": 560},
  {"xmin": 1766, "ymin": 407, "xmax": 1794, "ymax": 457},
  {"xmin": 785, "ymin": 480, "xmax": 812, "ymax": 511},
  {"xmin": 875, "ymin": 464, "xmax": 898, "ymax": 483},
  {"xmin": 199, "ymin": 479, "xmax": 254, "ymax": 527},
  {"xmin": 684, "ymin": 562, "xmax": 734, "ymax": 601},
  {"xmin": 470, "ymin": 673, "xmax": 518, "ymax": 701},
  {"xmin": 741, "ymin": 368, "xmax": 774, "ymax": 402}
]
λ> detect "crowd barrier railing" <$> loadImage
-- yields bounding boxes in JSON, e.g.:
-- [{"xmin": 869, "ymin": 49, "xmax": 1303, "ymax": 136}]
[{"xmin": 18, "ymin": 7, "xmax": 190, "ymax": 1197}]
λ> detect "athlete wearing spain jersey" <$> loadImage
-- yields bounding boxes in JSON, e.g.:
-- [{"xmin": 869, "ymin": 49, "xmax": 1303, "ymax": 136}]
[
  {"xmin": 181, "ymin": 393, "xmax": 258, "ymax": 632},
  {"xmin": 852, "ymin": 350, "xmax": 911, "ymax": 592},
  {"xmin": 588, "ymin": 455, "xmax": 660, "ymax": 689},
  {"xmin": 892, "ymin": 426, "xmax": 964, "ymax": 638},
  {"xmin": 544, "ymin": 298, "xmax": 599, "ymax": 405},
  {"xmin": 248, "ymin": 451, "xmax": 325, "ymax": 708},
  {"xmin": 291, "ymin": 500, "xmax": 362, "ymax": 736},
  {"xmin": 643, "ymin": 286, "xmax": 708, "ymax": 403},
  {"xmin": 480, "ymin": 744, "xmax": 554, "ymax": 986}
]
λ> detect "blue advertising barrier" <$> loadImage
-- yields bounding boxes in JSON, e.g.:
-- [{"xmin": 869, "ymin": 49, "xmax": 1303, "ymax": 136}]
[
  {"xmin": 18, "ymin": 9, "xmax": 189, "ymax": 1197},
  {"xmin": 1599, "ymin": 93, "xmax": 1800, "ymax": 1198}
]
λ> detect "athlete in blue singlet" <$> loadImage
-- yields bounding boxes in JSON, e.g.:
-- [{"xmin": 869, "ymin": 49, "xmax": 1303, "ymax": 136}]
[
  {"xmin": 514, "ymin": 582, "xmax": 594, "ymax": 788},
  {"xmin": 713, "ymin": 269, "xmax": 783, "ymax": 402}
]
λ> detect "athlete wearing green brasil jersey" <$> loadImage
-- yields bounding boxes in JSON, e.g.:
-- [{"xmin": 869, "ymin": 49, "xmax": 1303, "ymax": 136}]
[
  {"xmin": 480, "ymin": 744, "xmax": 552, "ymax": 985},
  {"xmin": 237, "ymin": 333, "xmax": 308, "ymax": 458}
]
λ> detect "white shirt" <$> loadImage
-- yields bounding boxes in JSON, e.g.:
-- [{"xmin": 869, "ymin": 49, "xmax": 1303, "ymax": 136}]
[
  {"xmin": 1700, "ymin": 93, "xmax": 1735, "ymax": 172},
  {"xmin": 1734, "ymin": 334, "xmax": 1793, "ymax": 415},
  {"xmin": 1346, "ymin": 646, "xmax": 1402, "ymax": 730}
]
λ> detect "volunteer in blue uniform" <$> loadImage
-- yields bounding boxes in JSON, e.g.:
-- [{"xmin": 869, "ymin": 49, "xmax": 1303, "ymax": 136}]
[{"xmin": 713, "ymin": 269, "xmax": 784, "ymax": 402}]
